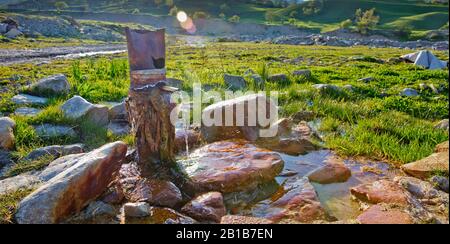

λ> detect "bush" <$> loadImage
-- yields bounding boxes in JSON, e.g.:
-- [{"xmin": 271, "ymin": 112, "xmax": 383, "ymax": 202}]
[
  {"xmin": 355, "ymin": 8, "xmax": 380, "ymax": 35},
  {"xmin": 302, "ymin": 0, "xmax": 324, "ymax": 16},
  {"xmin": 228, "ymin": 15, "xmax": 240, "ymax": 23},
  {"xmin": 340, "ymin": 19, "xmax": 353, "ymax": 29}
]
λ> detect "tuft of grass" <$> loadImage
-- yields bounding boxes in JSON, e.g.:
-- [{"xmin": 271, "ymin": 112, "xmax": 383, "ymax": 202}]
[{"xmin": 0, "ymin": 188, "xmax": 34, "ymax": 224}]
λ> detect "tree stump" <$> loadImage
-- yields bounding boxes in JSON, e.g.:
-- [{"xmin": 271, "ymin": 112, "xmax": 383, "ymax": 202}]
[{"xmin": 125, "ymin": 28, "xmax": 176, "ymax": 178}]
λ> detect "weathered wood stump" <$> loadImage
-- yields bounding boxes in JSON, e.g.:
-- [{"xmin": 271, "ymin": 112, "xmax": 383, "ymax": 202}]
[{"xmin": 125, "ymin": 28, "xmax": 176, "ymax": 178}]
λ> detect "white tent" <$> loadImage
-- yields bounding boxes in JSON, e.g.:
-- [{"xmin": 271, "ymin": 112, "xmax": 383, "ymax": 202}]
[{"xmin": 401, "ymin": 50, "xmax": 448, "ymax": 70}]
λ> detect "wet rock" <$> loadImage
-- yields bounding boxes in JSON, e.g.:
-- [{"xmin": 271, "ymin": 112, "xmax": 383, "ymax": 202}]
[
  {"xmin": 108, "ymin": 122, "xmax": 130, "ymax": 136},
  {"xmin": 15, "ymin": 141, "xmax": 127, "ymax": 224},
  {"xmin": 201, "ymin": 94, "xmax": 278, "ymax": 142},
  {"xmin": 308, "ymin": 162, "xmax": 351, "ymax": 184},
  {"xmin": 435, "ymin": 119, "xmax": 449, "ymax": 131},
  {"xmin": 122, "ymin": 202, "xmax": 151, "ymax": 218},
  {"xmin": 0, "ymin": 117, "xmax": 15, "ymax": 150},
  {"xmin": 5, "ymin": 28, "xmax": 22, "ymax": 39},
  {"xmin": 34, "ymin": 124, "xmax": 77, "ymax": 138},
  {"xmin": 108, "ymin": 101, "xmax": 128, "ymax": 122},
  {"xmin": 350, "ymin": 180, "xmax": 409, "ymax": 206},
  {"xmin": 0, "ymin": 174, "xmax": 41, "ymax": 195},
  {"xmin": 11, "ymin": 94, "xmax": 48, "ymax": 106},
  {"xmin": 268, "ymin": 74, "xmax": 288, "ymax": 83},
  {"xmin": 292, "ymin": 110, "xmax": 315, "ymax": 122},
  {"xmin": 36, "ymin": 153, "xmax": 85, "ymax": 181},
  {"xmin": 401, "ymin": 151, "xmax": 449, "ymax": 180},
  {"xmin": 175, "ymin": 129, "xmax": 202, "ymax": 154},
  {"xmin": 181, "ymin": 192, "xmax": 226, "ymax": 223},
  {"xmin": 263, "ymin": 177, "xmax": 332, "ymax": 223},
  {"xmin": 61, "ymin": 96, "xmax": 109, "ymax": 126},
  {"xmin": 400, "ymin": 88, "xmax": 419, "ymax": 97},
  {"xmin": 292, "ymin": 70, "xmax": 311, "ymax": 78},
  {"xmin": 221, "ymin": 215, "xmax": 273, "ymax": 224},
  {"xmin": 25, "ymin": 144, "xmax": 85, "ymax": 161},
  {"xmin": 178, "ymin": 140, "xmax": 284, "ymax": 193},
  {"xmin": 30, "ymin": 74, "xmax": 70, "ymax": 94},
  {"xmin": 224, "ymin": 74, "xmax": 247, "ymax": 90},
  {"xmin": 14, "ymin": 107, "xmax": 41, "ymax": 117},
  {"xmin": 118, "ymin": 163, "xmax": 183, "ymax": 208},
  {"xmin": 430, "ymin": 176, "xmax": 449, "ymax": 193},
  {"xmin": 122, "ymin": 207, "xmax": 196, "ymax": 224},
  {"xmin": 357, "ymin": 205, "xmax": 413, "ymax": 224}
]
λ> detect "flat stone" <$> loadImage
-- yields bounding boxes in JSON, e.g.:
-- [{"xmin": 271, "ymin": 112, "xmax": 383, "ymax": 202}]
[
  {"xmin": 224, "ymin": 74, "xmax": 247, "ymax": 90},
  {"xmin": 0, "ymin": 174, "xmax": 42, "ymax": 195},
  {"xmin": 401, "ymin": 152, "xmax": 449, "ymax": 180},
  {"xmin": 15, "ymin": 141, "xmax": 127, "ymax": 224},
  {"xmin": 11, "ymin": 94, "xmax": 48, "ymax": 106},
  {"xmin": 400, "ymin": 88, "xmax": 419, "ymax": 97},
  {"xmin": 34, "ymin": 124, "xmax": 77, "ymax": 138},
  {"xmin": 121, "ymin": 207, "xmax": 196, "ymax": 224},
  {"xmin": 292, "ymin": 70, "xmax": 311, "ymax": 78},
  {"xmin": 358, "ymin": 77, "xmax": 374, "ymax": 82},
  {"xmin": 178, "ymin": 140, "xmax": 284, "ymax": 193},
  {"xmin": 357, "ymin": 205, "xmax": 413, "ymax": 224},
  {"xmin": 25, "ymin": 144, "xmax": 85, "ymax": 161},
  {"xmin": 308, "ymin": 162, "xmax": 351, "ymax": 184},
  {"xmin": 118, "ymin": 162, "xmax": 183, "ymax": 208},
  {"xmin": 350, "ymin": 180, "xmax": 409, "ymax": 206},
  {"xmin": 61, "ymin": 96, "xmax": 109, "ymax": 126},
  {"xmin": 268, "ymin": 74, "xmax": 288, "ymax": 83},
  {"xmin": 262, "ymin": 177, "xmax": 332, "ymax": 223},
  {"xmin": 181, "ymin": 192, "xmax": 226, "ymax": 223},
  {"xmin": 220, "ymin": 215, "xmax": 273, "ymax": 224},
  {"xmin": 122, "ymin": 202, "xmax": 150, "ymax": 218},
  {"xmin": 31, "ymin": 74, "xmax": 70, "ymax": 94},
  {"xmin": 313, "ymin": 84, "xmax": 339, "ymax": 91},
  {"xmin": 0, "ymin": 117, "xmax": 15, "ymax": 150},
  {"xmin": 14, "ymin": 107, "xmax": 42, "ymax": 117}
]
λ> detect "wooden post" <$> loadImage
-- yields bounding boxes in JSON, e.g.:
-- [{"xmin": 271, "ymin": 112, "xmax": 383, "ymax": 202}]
[{"xmin": 125, "ymin": 28, "xmax": 176, "ymax": 177}]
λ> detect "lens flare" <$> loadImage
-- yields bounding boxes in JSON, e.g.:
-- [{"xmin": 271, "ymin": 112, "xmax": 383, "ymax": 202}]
[{"xmin": 177, "ymin": 11, "xmax": 188, "ymax": 23}]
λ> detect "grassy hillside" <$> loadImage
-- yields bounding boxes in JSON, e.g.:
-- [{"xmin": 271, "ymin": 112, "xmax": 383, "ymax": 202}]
[{"xmin": 5, "ymin": 0, "xmax": 448, "ymax": 33}]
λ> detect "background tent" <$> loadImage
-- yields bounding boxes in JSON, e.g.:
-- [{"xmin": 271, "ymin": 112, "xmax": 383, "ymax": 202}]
[{"xmin": 401, "ymin": 50, "xmax": 448, "ymax": 70}]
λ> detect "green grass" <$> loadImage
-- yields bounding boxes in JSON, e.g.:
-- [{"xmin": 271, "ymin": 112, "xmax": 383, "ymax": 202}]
[
  {"xmin": 0, "ymin": 42, "xmax": 448, "ymax": 175},
  {"xmin": 0, "ymin": 188, "xmax": 33, "ymax": 224}
]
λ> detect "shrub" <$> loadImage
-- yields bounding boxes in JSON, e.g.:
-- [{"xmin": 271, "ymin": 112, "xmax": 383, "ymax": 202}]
[
  {"xmin": 355, "ymin": 8, "xmax": 380, "ymax": 35},
  {"xmin": 228, "ymin": 15, "xmax": 240, "ymax": 23},
  {"xmin": 340, "ymin": 19, "xmax": 353, "ymax": 29}
]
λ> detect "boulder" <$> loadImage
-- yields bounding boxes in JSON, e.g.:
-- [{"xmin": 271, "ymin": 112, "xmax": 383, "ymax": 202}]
[
  {"xmin": 313, "ymin": 84, "xmax": 339, "ymax": 92},
  {"xmin": 400, "ymin": 88, "xmax": 419, "ymax": 97},
  {"xmin": 34, "ymin": 124, "xmax": 77, "ymax": 138},
  {"xmin": 36, "ymin": 153, "xmax": 85, "ymax": 181},
  {"xmin": 268, "ymin": 74, "xmax": 288, "ymax": 83},
  {"xmin": 178, "ymin": 140, "xmax": 284, "ymax": 193},
  {"xmin": 350, "ymin": 180, "xmax": 409, "ymax": 206},
  {"xmin": 430, "ymin": 176, "xmax": 449, "ymax": 193},
  {"xmin": 224, "ymin": 74, "xmax": 247, "ymax": 90},
  {"xmin": 263, "ymin": 177, "xmax": 332, "ymax": 223},
  {"xmin": 61, "ymin": 96, "xmax": 109, "ymax": 126},
  {"xmin": 0, "ymin": 23, "xmax": 7, "ymax": 34},
  {"xmin": 108, "ymin": 101, "xmax": 128, "ymax": 122},
  {"xmin": 181, "ymin": 192, "xmax": 226, "ymax": 223},
  {"xmin": 401, "ymin": 152, "xmax": 449, "ymax": 180},
  {"xmin": 122, "ymin": 202, "xmax": 151, "ymax": 218},
  {"xmin": 357, "ymin": 205, "xmax": 413, "ymax": 224},
  {"xmin": 31, "ymin": 74, "xmax": 70, "ymax": 94},
  {"xmin": 5, "ymin": 28, "xmax": 22, "ymax": 39},
  {"xmin": 11, "ymin": 94, "xmax": 48, "ymax": 106},
  {"xmin": 15, "ymin": 141, "xmax": 127, "ymax": 224},
  {"xmin": 221, "ymin": 215, "xmax": 273, "ymax": 224},
  {"xmin": 201, "ymin": 94, "xmax": 278, "ymax": 143},
  {"xmin": 308, "ymin": 162, "xmax": 351, "ymax": 184},
  {"xmin": 121, "ymin": 206, "xmax": 196, "ymax": 224},
  {"xmin": 118, "ymin": 162, "xmax": 183, "ymax": 208},
  {"xmin": 24, "ymin": 144, "xmax": 85, "ymax": 161},
  {"xmin": 0, "ymin": 117, "xmax": 15, "ymax": 150},
  {"xmin": 0, "ymin": 150, "xmax": 13, "ymax": 172},
  {"xmin": 14, "ymin": 107, "xmax": 41, "ymax": 117},
  {"xmin": 292, "ymin": 70, "xmax": 311, "ymax": 78}
]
